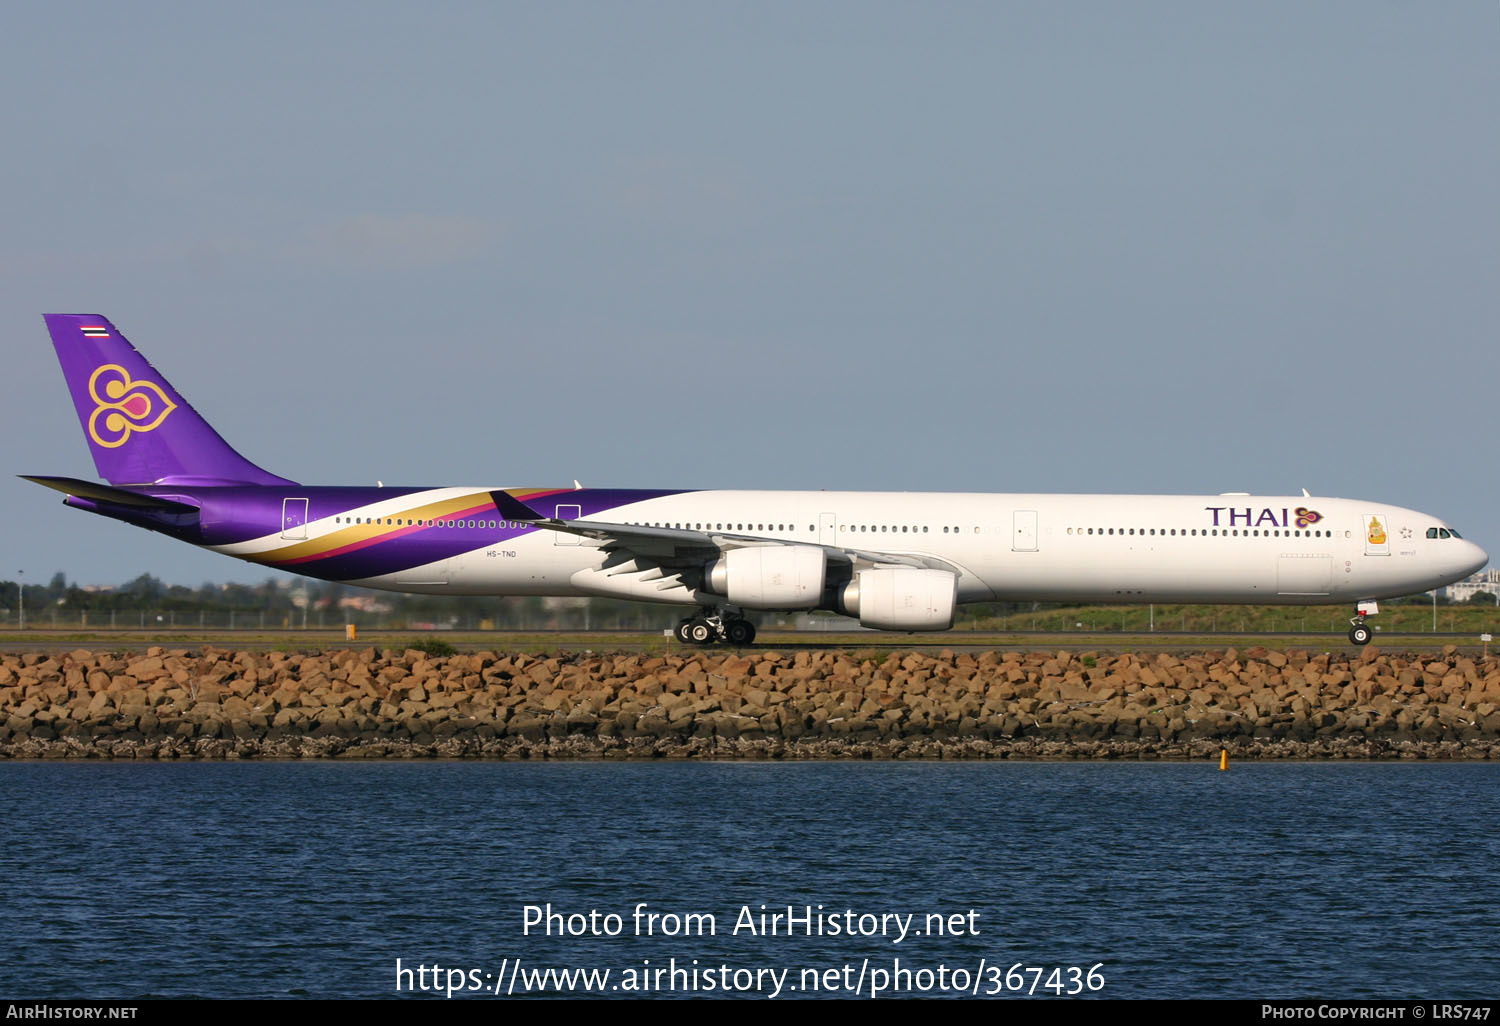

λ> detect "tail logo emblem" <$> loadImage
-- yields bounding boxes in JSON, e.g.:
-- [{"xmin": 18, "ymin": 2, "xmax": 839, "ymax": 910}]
[{"xmin": 87, "ymin": 364, "xmax": 178, "ymax": 448}]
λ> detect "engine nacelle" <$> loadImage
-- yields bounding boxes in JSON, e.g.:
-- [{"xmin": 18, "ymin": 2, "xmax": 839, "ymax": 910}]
[
  {"xmin": 840, "ymin": 567, "xmax": 957, "ymax": 631},
  {"xmin": 706, "ymin": 545, "xmax": 826, "ymax": 609}
]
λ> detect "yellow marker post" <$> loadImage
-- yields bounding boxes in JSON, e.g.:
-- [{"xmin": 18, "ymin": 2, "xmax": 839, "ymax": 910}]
[
  {"xmin": 346, "ymin": 623, "xmax": 357, "ymax": 642},
  {"xmin": 1219, "ymin": 749, "xmax": 1229, "ymax": 771}
]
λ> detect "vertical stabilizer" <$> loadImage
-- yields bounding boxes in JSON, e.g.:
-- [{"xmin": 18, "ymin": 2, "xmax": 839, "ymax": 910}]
[{"xmin": 43, "ymin": 314, "xmax": 296, "ymax": 486}]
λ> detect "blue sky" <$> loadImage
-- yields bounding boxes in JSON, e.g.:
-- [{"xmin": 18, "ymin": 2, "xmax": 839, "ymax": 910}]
[{"xmin": 3, "ymin": 2, "xmax": 1496, "ymax": 588}]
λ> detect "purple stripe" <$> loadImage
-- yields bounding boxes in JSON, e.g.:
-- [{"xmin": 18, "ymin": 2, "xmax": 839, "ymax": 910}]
[{"xmin": 187, "ymin": 487, "xmax": 693, "ymax": 579}]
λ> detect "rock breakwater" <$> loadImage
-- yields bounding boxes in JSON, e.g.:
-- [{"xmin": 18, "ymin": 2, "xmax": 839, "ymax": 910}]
[{"xmin": 2, "ymin": 645, "xmax": 1498, "ymax": 760}]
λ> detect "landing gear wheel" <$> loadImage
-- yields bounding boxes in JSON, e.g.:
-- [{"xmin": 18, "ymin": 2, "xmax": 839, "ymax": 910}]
[
  {"xmin": 674, "ymin": 619, "xmax": 695, "ymax": 644},
  {"xmin": 687, "ymin": 618, "xmax": 717, "ymax": 646},
  {"xmin": 1348, "ymin": 623, "xmax": 1372, "ymax": 646},
  {"xmin": 724, "ymin": 619, "xmax": 756, "ymax": 646}
]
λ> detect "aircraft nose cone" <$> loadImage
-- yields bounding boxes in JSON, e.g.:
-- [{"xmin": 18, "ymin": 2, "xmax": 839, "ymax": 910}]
[{"xmin": 1460, "ymin": 539, "xmax": 1489, "ymax": 577}]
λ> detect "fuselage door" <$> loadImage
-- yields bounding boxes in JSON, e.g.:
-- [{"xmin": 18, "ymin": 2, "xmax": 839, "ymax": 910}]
[
  {"xmin": 1364, "ymin": 513, "xmax": 1391, "ymax": 556},
  {"xmin": 281, "ymin": 498, "xmax": 309, "ymax": 540},
  {"xmin": 819, "ymin": 512, "xmax": 837, "ymax": 546},
  {"xmin": 555, "ymin": 504, "xmax": 582, "ymax": 546},
  {"xmin": 1013, "ymin": 510, "xmax": 1038, "ymax": 552}
]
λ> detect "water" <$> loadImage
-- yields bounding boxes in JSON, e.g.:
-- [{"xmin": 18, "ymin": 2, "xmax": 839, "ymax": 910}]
[{"xmin": 2, "ymin": 761, "xmax": 1495, "ymax": 998}]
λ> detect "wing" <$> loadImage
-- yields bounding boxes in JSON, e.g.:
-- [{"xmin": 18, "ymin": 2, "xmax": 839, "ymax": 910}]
[{"xmin": 491, "ymin": 491, "xmax": 961, "ymax": 574}]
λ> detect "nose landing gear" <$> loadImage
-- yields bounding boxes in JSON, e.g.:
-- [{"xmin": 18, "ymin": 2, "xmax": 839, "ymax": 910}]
[{"xmin": 1348, "ymin": 600, "xmax": 1379, "ymax": 646}]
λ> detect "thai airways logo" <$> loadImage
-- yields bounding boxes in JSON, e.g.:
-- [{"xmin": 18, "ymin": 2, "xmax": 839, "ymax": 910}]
[
  {"xmin": 87, "ymin": 364, "xmax": 178, "ymax": 448},
  {"xmin": 1206, "ymin": 505, "xmax": 1326, "ymax": 529}
]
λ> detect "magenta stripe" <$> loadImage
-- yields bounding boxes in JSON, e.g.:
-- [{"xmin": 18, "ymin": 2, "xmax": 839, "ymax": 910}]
[{"xmin": 276, "ymin": 499, "xmax": 499, "ymax": 566}]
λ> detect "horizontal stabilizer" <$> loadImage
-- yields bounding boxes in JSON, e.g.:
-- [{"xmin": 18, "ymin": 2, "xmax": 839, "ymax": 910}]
[{"xmin": 20, "ymin": 475, "xmax": 199, "ymax": 513}]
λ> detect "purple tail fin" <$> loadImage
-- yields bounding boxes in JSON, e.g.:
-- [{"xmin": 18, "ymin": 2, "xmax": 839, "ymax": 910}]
[{"xmin": 43, "ymin": 314, "xmax": 297, "ymax": 487}]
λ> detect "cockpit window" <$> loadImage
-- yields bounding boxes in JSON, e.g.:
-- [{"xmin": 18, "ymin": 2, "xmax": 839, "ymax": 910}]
[
  {"xmin": 1440, "ymin": 528, "xmax": 1452, "ymax": 539},
  {"xmin": 1450, "ymin": 528, "xmax": 1462, "ymax": 538},
  {"xmin": 1427, "ymin": 528, "xmax": 1439, "ymax": 539}
]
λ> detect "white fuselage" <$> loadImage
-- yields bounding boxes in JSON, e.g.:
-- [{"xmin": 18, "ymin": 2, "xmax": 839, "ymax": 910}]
[{"xmin": 266, "ymin": 490, "xmax": 1488, "ymax": 609}]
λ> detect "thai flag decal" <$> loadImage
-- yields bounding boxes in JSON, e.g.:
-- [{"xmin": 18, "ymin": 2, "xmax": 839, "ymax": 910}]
[{"xmin": 81, "ymin": 325, "xmax": 110, "ymax": 338}]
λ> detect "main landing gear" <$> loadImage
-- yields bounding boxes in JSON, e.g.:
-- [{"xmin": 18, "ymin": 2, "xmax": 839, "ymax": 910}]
[
  {"xmin": 674, "ymin": 608, "xmax": 757, "ymax": 647},
  {"xmin": 1348, "ymin": 600, "xmax": 1378, "ymax": 646}
]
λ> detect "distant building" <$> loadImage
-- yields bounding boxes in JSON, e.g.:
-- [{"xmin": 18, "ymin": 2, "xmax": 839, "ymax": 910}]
[{"xmin": 1446, "ymin": 569, "xmax": 1500, "ymax": 603}]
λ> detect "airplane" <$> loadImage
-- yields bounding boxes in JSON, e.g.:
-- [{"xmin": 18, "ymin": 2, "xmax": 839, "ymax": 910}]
[{"xmin": 25, "ymin": 314, "xmax": 1489, "ymax": 647}]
